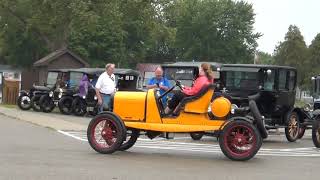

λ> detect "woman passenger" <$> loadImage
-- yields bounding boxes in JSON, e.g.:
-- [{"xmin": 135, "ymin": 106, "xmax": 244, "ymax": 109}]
[{"xmin": 165, "ymin": 63, "xmax": 214, "ymax": 114}]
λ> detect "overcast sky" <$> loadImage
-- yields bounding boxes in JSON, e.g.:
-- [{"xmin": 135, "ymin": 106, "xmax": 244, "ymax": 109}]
[{"xmin": 243, "ymin": 0, "xmax": 320, "ymax": 54}]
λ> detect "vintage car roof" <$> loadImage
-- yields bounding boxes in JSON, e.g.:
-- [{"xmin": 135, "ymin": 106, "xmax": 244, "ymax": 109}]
[
  {"xmin": 221, "ymin": 64, "xmax": 296, "ymax": 70},
  {"xmin": 47, "ymin": 68, "xmax": 77, "ymax": 73},
  {"xmin": 162, "ymin": 61, "xmax": 222, "ymax": 69},
  {"xmin": 69, "ymin": 68, "xmax": 105, "ymax": 75},
  {"xmin": 68, "ymin": 68, "xmax": 140, "ymax": 76},
  {"xmin": 114, "ymin": 68, "xmax": 141, "ymax": 76}
]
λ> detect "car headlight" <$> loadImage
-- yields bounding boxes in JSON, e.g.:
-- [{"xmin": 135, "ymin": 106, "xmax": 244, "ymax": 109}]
[
  {"xmin": 49, "ymin": 91, "xmax": 53, "ymax": 97},
  {"xmin": 230, "ymin": 104, "xmax": 239, "ymax": 114},
  {"xmin": 58, "ymin": 92, "xmax": 62, "ymax": 99},
  {"xmin": 82, "ymin": 96, "xmax": 86, "ymax": 99},
  {"xmin": 94, "ymin": 96, "xmax": 97, "ymax": 100}
]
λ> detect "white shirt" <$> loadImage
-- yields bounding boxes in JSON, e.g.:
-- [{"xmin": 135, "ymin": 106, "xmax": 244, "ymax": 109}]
[{"xmin": 95, "ymin": 72, "xmax": 116, "ymax": 94}]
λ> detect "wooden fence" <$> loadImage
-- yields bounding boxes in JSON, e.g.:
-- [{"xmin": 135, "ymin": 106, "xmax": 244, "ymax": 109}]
[{"xmin": 3, "ymin": 80, "xmax": 20, "ymax": 104}]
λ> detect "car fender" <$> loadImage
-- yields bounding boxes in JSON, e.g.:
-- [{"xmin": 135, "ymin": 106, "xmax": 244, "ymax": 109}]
[
  {"xmin": 290, "ymin": 107, "xmax": 309, "ymax": 123},
  {"xmin": 19, "ymin": 90, "xmax": 29, "ymax": 96}
]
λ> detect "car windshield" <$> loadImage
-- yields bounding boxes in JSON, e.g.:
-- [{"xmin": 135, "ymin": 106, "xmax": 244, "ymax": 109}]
[
  {"xmin": 225, "ymin": 71, "xmax": 259, "ymax": 91},
  {"xmin": 164, "ymin": 67, "xmax": 195, "ymax": 80},
  {"xmin": 47, "ymin": 72, "xmax": 59, "ymax": 87},
  {"xmin": 70, "ymin": 72, "xmax": 83, "ymax": 88}
]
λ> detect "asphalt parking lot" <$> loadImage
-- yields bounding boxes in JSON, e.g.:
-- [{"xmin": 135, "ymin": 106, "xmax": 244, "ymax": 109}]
[{"xmin": 0, "ymin": 107, "xmax": 319, "ymax": 180}]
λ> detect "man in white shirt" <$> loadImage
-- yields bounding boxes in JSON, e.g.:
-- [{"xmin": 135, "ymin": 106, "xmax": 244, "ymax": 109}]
[{"xmin": 95, "ymin": 63, "xmax": 116, "ymax": 112}]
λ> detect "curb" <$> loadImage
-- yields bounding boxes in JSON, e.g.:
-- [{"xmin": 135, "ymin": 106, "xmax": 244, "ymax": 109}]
[{"xmin": 0, "ymin": 107, "xmax": 87, "ymax": 131}]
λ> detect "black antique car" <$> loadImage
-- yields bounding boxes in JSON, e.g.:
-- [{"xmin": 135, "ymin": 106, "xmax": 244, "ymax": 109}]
[
  {"xmin": 72, "ymin": 68, "xmax": 142, "ymax": 116},
  {"xmin": 17, "ymin": 70, "xmax": 60, "ymax": 111},
  {"xmin": 39, "ymin": 69, "xmax": 76, "ymax": 114},
  {"xmin": 219, "ymin": 64, "xmax": 303, "ymax": 142}
]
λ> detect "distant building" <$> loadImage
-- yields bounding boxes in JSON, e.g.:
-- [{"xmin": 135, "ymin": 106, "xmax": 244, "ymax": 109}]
[{"xmin": 21, "ymin": 48, "xmax": 89, "ymax": 90}]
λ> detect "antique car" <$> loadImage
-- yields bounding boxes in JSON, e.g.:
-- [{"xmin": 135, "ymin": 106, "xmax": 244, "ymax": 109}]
[
  {"xmin": 17, "ymin": 69, "xmax": 60, "ymax": 111},
  {"xmin": 39, "ymin": 69, "xmax": 76, "ymax": 114},
  {"xmin": 72, "ymin": 68, "xmax": 143, "ymax": 116},
  {"xmin": 312, "ymin": 116, "xmax": 320, "ymax": 148},
  {"xmin": 219, "ymin": 64, "xmax": 302, "ymax": 142},
  {"xmin": 188, "ymin": 64, "xmax": 305, "ymax": 142},
  {"xmin": 87, "ymin": 79, "xmax": 267, "ymax": 161}
]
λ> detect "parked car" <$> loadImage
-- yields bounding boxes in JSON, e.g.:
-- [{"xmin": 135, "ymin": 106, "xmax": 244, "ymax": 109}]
[
  {"xmin": 17, "ymin": 69, "xmax": 60, "ymax": 111},
  {"xmin": 189, "ymin": 64, "xmax": 307, "ymax": 142},
  {"xmin": 72, "ymin": 68, "xmax": 143, "ymax": 116},
  {"xmin": 39, "ymin": 69, "xmax": 76, "ymax": 114},
  {"xmin": 87, "ymin": 80, "xmax": 265, "ymax": 161}
]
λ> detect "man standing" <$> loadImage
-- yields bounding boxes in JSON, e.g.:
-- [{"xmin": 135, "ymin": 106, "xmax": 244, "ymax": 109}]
[
  {"xmin": 95, "ymin": 63, "xmax": 116, "ymax": 112},
  {"xmin": 146, "ymin": 67, "xmax": 171, "ymax": 106}
]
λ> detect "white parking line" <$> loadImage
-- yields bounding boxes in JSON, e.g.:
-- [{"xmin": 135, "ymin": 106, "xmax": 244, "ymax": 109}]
[{"xmin": 57, "ymin": 130, "xmax": 320, "ymax": 157}]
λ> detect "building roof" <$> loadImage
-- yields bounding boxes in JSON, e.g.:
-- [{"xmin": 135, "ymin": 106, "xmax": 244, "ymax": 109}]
[
  {"xmin": 33, "ymin": 48, "xmax": 89, "ymax": 67},
  {"xmin": 0, "ymin": 64, "xmax": 21, "ymax": 72}
]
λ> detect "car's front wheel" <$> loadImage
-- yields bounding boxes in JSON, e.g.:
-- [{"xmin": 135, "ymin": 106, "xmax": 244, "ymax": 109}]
[
  {"xmin": 285, "ymin": 112, "xmax": 300, "ymax": 142},
  {"xmin": 39, "ymin": 95, "xmax": 55, "ymax": 113},
  {"xmin": 17, "ymin": 95, "xmax": 32, "ymax": 110},
  {"xmin": 190, "ymin": 132, "xmax": 204, "ymax": 140},
  {"xmin": 219, "ymin": 120, "xmax": 262, "ymax": 161},
  {"xmin": 312, "ymin": 119, "xmax": 320, "ymax": 148},
  {"xmin": 87, "ymin": 114, "xmax": 125, "ymax": 154},
  {"xmin": 31, "ymin": 95, "xmax": 42, "ymax": 112},
  {"xmin": 58, "ymin": 96, "xmax": 73, "ymax": 115},
  {"xmin": 72, "ymin": 97, "xmax": 87, "ymax": 116}
]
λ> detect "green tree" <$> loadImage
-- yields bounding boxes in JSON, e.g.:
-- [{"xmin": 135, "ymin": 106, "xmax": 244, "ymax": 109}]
[
  {"xmin": 256, "ymin": 51, "xmax": 274, "ymax": 64},
  {"xmin": 171, "ymin": 0, "xmax": 260, "ymax": 63},
  {"xmin": 274, "ymin": 25, "xmax": 310, "ymax": 89}
]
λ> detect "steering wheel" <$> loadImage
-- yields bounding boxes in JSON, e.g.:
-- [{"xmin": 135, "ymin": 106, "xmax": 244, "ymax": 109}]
[{"xmin": 175, "ymin": 80, "xmax": 183, "ymax": 90}]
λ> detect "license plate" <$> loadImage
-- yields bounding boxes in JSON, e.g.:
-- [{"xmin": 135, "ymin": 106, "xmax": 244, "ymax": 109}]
[
  {"xmin": 87, "ymin": 107, "xmax": 94, "ymax": 111},
  {"xmin": 54, "ymin": 101, "xmax": 59, "ymax": 105}
]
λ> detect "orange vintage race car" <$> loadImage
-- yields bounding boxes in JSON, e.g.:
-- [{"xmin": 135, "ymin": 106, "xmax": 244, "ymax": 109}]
[{"xmin": 87, "ymin": 81, "xmax": 266, "ymax": 161}]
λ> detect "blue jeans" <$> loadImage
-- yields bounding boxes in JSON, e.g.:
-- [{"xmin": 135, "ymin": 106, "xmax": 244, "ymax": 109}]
[{"xmin": 99, "ymin": 94, "xmax": 111, "ymax": 113}]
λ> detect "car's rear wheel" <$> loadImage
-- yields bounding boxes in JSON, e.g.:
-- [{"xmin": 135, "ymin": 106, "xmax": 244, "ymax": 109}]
[
  {"xmin": 190, "ymin": 132, "xmax": 204, "ymax": 140},
  {"xmin": 17, "ymin": 95, "xmax": 32, "ymax": 110},
  {"xmin": 39, "ymin": 95, "xmax": 55, "ymax": 113},
  {"xmin": 87, "ymin": 114, "xmax": 125, "ymax": 154},
  {"xmin": 119, "ymin": 129, "xmax": 140, "ymax": 151},
  {"xmin": 298, "ymin": 127, "xmax": 306, "ymax": 139},
  {"xmin": 219, "ymin": 120, "xmax": 262, "ymax": 161},
  {"xmin": 312, "ymin": 119, "xmax": 320, "ymax": 148},
  {"xmin": 31, "ymin": 95, "xmax": 42, "ymax": 112},
  {"xmin": 285, "ymin": 112, "xmax": 300, "ymax": 142},
  {"xmin": 58, "ymin": 96, "xmax": 73, "ymax": 115},
  {"xmin": 72, "ymin": 97, "xmax": 87, "ymax": 116}
]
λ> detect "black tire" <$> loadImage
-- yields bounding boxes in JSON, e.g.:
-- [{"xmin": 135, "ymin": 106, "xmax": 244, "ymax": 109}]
[
  {"xmin": 298, "ymin": 127, "xmax": 306, "ymax": 139},
  {"xmin": 58, "ymin": 96, "xmax": 73, "ymax": 115},
  {"xmin": 219, "ymin": 120, "xmax": 262, "ymax": 161},
  {"xmin": 119, "ymin": 129, "xmax": 140, "ymax": 151},
  {"xmin": 72, "ymin": 97, "xmax": 87, "ymax": 116},
  {"xmin": 87, "ymin": 113, "xmax": 125, "ymax": 154},
  {"xmin": 312, "ymin": 119, "xmax": 320, "ymax": 148},
  {"xmin": 31, "ymin": 95, "xmax": 42, "ymax": 112},
  {"xmin": 17, "ymin": 95, "xmax": 32, "ymax": 110},
  {"xmin": 88, "ymin": 107, "xmax": 99, "ymax": 116},
  {"xmin": 285, "ymin": 112, "xmax": 300, "ymax": 142},
  {"xmin": 39, "ymin": 95, "xmax": 55, "ymax": 113},
  {"xmin": 190, "ymin": 132, "xmax": 204, "ymax": 140}
]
